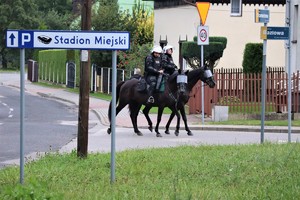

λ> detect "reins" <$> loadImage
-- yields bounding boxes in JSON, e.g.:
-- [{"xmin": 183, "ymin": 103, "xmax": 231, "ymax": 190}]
[{"xmin": 163, "ymin": 74, "xmax": 181, "ymax": 108}]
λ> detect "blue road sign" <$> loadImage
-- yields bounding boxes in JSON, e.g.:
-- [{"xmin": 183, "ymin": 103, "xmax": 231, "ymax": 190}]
[
  {"xmin": 6, "ymin": 30, "xmax": 130, "ymax": 50},
  {"xmin": 266, "ymin": 27, "xmax": 289, "ymax": 40},
  {"xmin": 255, "ymin": 9, "xmax": 269, "ymax": 23}
]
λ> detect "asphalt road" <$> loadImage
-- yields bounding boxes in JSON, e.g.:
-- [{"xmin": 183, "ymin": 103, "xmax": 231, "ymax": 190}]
[{"xmin": 0, "ymin": 85, "xmax": 78, "ymax": 168}]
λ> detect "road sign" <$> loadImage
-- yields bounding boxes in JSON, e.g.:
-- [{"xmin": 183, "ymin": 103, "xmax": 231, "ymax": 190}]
[
  {"xmin": 196, "ymin": 2, "xmax": 210, "ymax": 25},
  {"xmin": 197, "ymin": 26, "xmax": 209, "ymax": 45},
  {"xmin": 255, "ymin": 9, "xmax": 269, "ymax": 23},
  {"xmin": 6, "ymin": 30, "xmax": 130, "ymax": 50},
  {"xmin": 260, "ymin": 26, "xmax": 289, "ymax": 40}
]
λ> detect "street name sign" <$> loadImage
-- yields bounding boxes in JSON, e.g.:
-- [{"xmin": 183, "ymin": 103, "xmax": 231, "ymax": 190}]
[
  {"xmin": 255, "ymin": 9, "xmax": 269, "ymax": 23},
  {"xmin": 6, "ymin": 30, "xmax": 130, "ymax": 50},
  {"xmin": 260, "ymin": 26, "xmax": 289, "ymax": 40}
]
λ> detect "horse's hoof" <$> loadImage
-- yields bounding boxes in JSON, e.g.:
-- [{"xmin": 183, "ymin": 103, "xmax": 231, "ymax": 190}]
[
  {"xmin": 148, "ymin": 126, "xmax": 153, "ymax": 132},
  {"xmin": 174, "ymin": 130, "xmax": 179, "ymax": 137},
  {"xmin": 165, "ymin": 130, "xmax": 170, "ymax": 135},
  {"xmin": 136, "ymin": 131, "xmax": 143, "ymax": 136},
  {"xmin": 156, "ymin": 133, "xmax": 162, "ymax": 137},
  {"xmin": 107, "ymin": 128, "xmax": 111, "ymax": 134},
  {"xmin": 187, "ymin": 131, "xmax": 193, "ymax": 136}
]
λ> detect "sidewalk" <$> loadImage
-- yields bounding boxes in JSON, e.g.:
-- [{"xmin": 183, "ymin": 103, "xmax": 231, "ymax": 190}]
[
  {"xmin": 2, "ymin": 73, "xmax": 300, "ymax": 168},
  {"xmin": 1, "ymin": 72, "xmax": 300, "ymax": 135}
]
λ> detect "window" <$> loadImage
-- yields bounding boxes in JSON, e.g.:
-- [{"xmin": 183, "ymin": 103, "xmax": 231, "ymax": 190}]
[
  {"xmin": 230, "ymin": 0, "xmax": 242, "ymax": 17},
  {"xmin": 292, "ymin": 5, "xmax": 298, "ymax": 43}
]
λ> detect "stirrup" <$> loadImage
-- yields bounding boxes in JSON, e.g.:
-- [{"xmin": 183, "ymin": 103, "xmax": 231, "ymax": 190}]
[{"xmin": 147, "ymin": 96, "xmax": 154, "ymax": 103}]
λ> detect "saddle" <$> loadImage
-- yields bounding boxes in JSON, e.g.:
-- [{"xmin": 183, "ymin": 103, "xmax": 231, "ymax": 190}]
[
  {"xmin": 137, "ymin": 77, "xmax": 147, "ymax": 92},
  {"xmin": 133, "ymin": 75, "xmax": 165, "ymax": 93}
]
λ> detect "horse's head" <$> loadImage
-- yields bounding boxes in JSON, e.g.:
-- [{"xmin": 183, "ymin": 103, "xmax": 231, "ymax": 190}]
[{"xmin": 202, "ymin": 67, "xmax": 215, "ymax": 88}]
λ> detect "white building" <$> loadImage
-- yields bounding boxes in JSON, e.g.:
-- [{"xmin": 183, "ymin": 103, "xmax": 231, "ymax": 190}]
[
  {"xmin": 287, "ymin": 0, "xmax": 300, "ymax": 73},
  {"xmin": 147, "ymin": 0, "xmax": 299, "ymax": 72}
]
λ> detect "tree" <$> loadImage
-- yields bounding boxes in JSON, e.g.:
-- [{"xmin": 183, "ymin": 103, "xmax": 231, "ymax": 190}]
[
  {"xmin": 91, "ymin": 0, "xmax": 121, "ymax": 67},
  {"xmin": 35, "ymin": 0, "xmax": 73, "ymax": 15},
  {"xmin": 117, "ymin": 0, "xmax": 154, "ymax": 73},
  {"xmin": 0, "ymin": 0, "xmax": 73, "ymax": 68},
  {"xmin": 128, "ymin": 0, "xmax": 154, "ymax": 45},
  {"xmin": 181, "ymin": 36, "xmax": 227, "ymax": 71},
  {"xmin": 91, "ymin": 0, "xmax": 154, "ymax": 70},
  {"xmin": 118, "ymin": 38, "xmax": 152, "ymax": 76},
  {"xmin": 0, "ymin": 0, "xmax": 40, "ymax": 68}
]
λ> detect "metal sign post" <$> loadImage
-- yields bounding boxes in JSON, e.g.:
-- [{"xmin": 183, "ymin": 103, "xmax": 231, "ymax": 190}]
[
  {"xmin": 110, "ymin": 51, "xmax": 117, "ymax": 183},
  {"xmin": 20, "ymin": 49, "xmax": 25, "ymax": 184},
  {"xmin": 258, "ymin": 7, "xmax": 290, "ymax": 143},
  {"xmin": 6, "ymin": 30, "xmax": 130, "ymax": 184},
  {"xmin": 196, "ymin": 2, "xmax": 210, "ymax": 125},
  {"xmin": 286, "ymin": 0, "xmax": 292, "ymax": 143},
  {"xmin": 260, "ymin": 21, "xmax": 268, "ymax": 144},
  {"xmin": 197, "ymin": 26, "xmax": 209, "ymax": 124}
]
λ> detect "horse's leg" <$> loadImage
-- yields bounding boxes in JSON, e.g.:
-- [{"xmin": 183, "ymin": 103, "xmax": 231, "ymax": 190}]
[
  {"xmin": 165, "ymin": 112, "xmax": 175, "ymax": 135},
  {"xmin": 142, "ymin": 106, "xmax": 153, "ymax": 132},
  {"xmin": 129, "ymin": 103, "xmax": 143, "ymax": 136},
  {"xmin": 173, "ymin": 108, "xmax": 181, "ymax": 137},
  {"xmin": 107, "ymin": 102, "xmax": 127, "ymax": 134},
  {"xmin": 179, "ymin": 104, "xmax": 193, "ymax": 136},
  {"xmin": 155, "ymin": 107, "xmax": 164, "ymax": 137}
]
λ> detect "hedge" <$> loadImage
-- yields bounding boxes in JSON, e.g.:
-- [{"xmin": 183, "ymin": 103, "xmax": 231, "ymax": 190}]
[{"xmin": 38, "ymin": 50, "xmax": 80, "ymax": 85}]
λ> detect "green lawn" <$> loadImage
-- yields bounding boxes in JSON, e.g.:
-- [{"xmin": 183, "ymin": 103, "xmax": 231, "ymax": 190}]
[
  {"xmin": 207, "ymin": 119, "xmax": 300, "ymax": 127},
  {"xmin": 1, "ymin": 143, "xmax": 300, "ymax": 199}
]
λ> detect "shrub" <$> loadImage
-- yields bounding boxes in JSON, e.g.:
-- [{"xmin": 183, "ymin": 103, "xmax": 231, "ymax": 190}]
[{"xmin": 242, "ymin": 43, "xmax": 263, "ymax": 73}]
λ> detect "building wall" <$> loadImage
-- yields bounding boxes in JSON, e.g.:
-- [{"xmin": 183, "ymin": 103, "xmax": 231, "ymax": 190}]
[
  {"xmin": 154, "ymin": 4, "xmax": 286, "ymax": 69},
  {"xmin": 287, "ymin": 0, "xmax": 300, "ymax": 73}
]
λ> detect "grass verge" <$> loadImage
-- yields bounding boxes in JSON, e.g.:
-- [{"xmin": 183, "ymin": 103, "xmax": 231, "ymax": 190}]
[
  {"xmin": 207, "ymin": 119, "xmax": 300, "ymax": 127},
  {"xmin": 1, "ymin": 143, "xmax": 300, "ymax": 199}
]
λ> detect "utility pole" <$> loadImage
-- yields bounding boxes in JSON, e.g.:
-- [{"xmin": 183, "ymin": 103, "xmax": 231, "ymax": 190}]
[{"xmin": 77, "ymin": 0, "xmax": 91, "ymax": 158}]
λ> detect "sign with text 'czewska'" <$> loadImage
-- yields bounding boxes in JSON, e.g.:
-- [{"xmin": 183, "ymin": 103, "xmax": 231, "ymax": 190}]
[{"xmin": 6, "ymin": 30, "xmax": 130, "ymax": 50}]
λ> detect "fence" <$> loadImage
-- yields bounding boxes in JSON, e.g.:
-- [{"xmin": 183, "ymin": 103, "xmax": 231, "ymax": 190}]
[
  {"xmin": 188, "ymin": 67, "xmax": 300, "ymax": 115},
  {"xmin": 92, "ymin": 66, "xmax": 300, "ymax": 115},
  {"xmin": 92, "ymin": 66, "xmax": 132, "ymax": 94}
]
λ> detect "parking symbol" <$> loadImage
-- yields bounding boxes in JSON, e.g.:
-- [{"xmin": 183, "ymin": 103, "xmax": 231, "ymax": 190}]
[{"xmin": 19, "ymin": 31, "xmax": 33, "ymax": 48}]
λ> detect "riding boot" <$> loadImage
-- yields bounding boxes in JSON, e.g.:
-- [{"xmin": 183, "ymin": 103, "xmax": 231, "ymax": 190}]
[
  {"xmin": 147, "ymin": 86, "xmax": 155, "ymax": 103},
  {"xmin": 156, "ymin": 74, "xmax": 163, "ymax": 91}
]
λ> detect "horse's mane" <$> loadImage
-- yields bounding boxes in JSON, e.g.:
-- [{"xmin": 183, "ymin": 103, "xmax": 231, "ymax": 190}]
[
  {"xmin": 186, "ymin": 68, "xmax": 205, "ymax": 91},
  {"xmin": 168, "ymin": 71, "xmax": 179, "ymax": 83}
]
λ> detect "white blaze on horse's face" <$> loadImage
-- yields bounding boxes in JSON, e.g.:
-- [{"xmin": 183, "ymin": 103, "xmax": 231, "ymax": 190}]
[{"xmin": 177, "ymin": 75, "xmax": 188, "ymax": 93}]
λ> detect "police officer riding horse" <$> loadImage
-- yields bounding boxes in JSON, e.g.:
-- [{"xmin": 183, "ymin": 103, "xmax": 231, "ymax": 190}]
[{"xmin": 144, "ymin": 45, "xmax": 178, "ymax": 103}]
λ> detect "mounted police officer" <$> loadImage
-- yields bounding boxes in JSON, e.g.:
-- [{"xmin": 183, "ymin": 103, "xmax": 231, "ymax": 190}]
[
  {"xmin": 161, "ymin": 45, "xmax": 177, "ymax": 75},
  {"xmin": 153, "ymin": 45, "xmax": 178, "ymax": 92},
  {"xmin": 144, "ymin": 45, "xmax": 164, "ymax": 103}
]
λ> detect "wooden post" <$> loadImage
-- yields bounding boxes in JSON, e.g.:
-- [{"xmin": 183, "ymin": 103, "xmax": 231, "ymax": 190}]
[{"xmin": 77, "ymin": 0, "xmax": 91, "ymax": 158}]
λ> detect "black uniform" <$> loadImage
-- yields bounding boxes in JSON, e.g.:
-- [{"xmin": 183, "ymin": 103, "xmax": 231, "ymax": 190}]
[
  {"xmin": 144, "ymin": 53, "xmax": 161, "ymax": 100},
  {"xmin": 161, "ymin": 53, "xmax": 177, "ymax": 75}
]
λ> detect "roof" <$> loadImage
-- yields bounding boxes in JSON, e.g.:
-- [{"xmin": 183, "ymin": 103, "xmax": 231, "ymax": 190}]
[{"xmin": 142, "ymin": 0, "xmax": 286, "ymax": 9}]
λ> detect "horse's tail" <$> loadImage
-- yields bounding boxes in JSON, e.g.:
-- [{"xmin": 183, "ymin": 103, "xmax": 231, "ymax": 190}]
[{"xmin": 108, "ymin": 80, "xmax": 126, "ymax": 123}]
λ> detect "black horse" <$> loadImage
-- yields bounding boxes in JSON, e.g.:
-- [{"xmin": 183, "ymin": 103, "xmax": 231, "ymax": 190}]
[
  {"xmin": 107, "ymin": 70, "xmax": 188, "ymax": 137},
  {"xmin": 108, "ymin": 68, "xmax": 215, "ymax": 137},
  {"xmin": 142, "ymin": 67, "xmax": 215, "ymax": 136}
]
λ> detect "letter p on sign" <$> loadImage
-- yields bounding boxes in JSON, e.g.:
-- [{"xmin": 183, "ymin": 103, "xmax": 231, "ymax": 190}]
[{"xmin": 22, "ymin": 33, "xmax": 31, "ymax": 46}]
